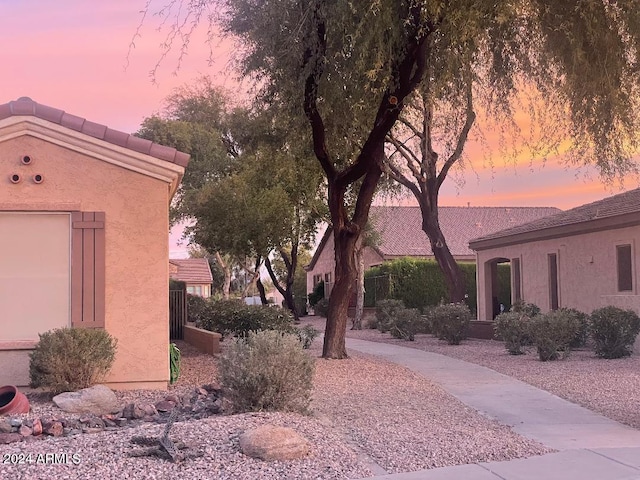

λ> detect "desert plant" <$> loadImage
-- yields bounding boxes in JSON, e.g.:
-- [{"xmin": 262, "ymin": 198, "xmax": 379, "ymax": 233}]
[
  {"xmin": 510, "ymin": 299, "xmax": 541, "ymax": 317},
  {"xmin": 389, "ymin": 307, "xmax": 424, "ymax": 341},
  {"xmin": 169, "ymin": 343, "xmax": 181, "ymax": 384},
  {"xmin": 197, "ymin": 300, "xmax": 295, "ymax": 338},
  {"xmin": 296, "ymin": 325, "xmax": 320, "ymax": 349},
  {"xmin": 313, "ymin": 298, "xmax": 330, "ymax": 318},
  {"xmin": 375, "ymin": 299, "xmax": 405, "ymax": 333},
  {"xmin": 590, "ymin": 306, "xmax": 640, "ymax": 359},
  {"xmin": 528, "ymin": 310, "xmax": 581, "ymax": 361},
  {"xmin": 29, "ymin": 327, "xmax": 117, "ymax": 394},
  {"xmin": 219, "ymin": 330, "xmax": 315, "ymax": 413},
  {"xmin": 493, "ymin": 312, "xmax": 531, "ymax": 355},
  {"xmin": 560, "ymin": 308, "xmax": 589, "ymax": 348},
  {"xmin": 431, "ymin": 303, "xmax": 472, "ymax": 345}
]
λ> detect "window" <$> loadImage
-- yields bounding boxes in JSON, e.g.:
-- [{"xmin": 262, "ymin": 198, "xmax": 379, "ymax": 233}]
[
  {"xmin": 313, "ymin": 274, "xmax": 322, "ymax": 286},
  {"xmin": 324, "ymin": 272, "xmax": 333, "ymax": 284},
  {"xmin": 617, "ymin": 244, "xmax": 633, "ymax": 292},
  {"xmin": 548, "ymin": 253, "xmax": 559, "ymax": 310}
]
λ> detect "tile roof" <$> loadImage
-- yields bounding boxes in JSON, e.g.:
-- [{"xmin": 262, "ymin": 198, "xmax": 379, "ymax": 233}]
[
  {"xmin": 370, "ymin": 206, "xmax": 560, "ymax": 257},
  {"xmin": 0, "ymin": 97, "xmax": 190, "ymax": 167},
  {"xmin": 169, "ymin": 258, "xmax": 213, "ymax": 284},
  {"xmin": 470, "ymin": 187, "xmax": 640, "ymax": 248},
  {"xmin": 306, "ymin": 205, "xmax": 560, "ymax": 269}
]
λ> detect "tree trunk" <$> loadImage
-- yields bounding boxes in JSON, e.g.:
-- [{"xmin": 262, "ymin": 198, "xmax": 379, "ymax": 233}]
[
  {"xmin": 264, "ymin": 255, "xmax": 301, "ymax": 323},
  {"xmin": 256, "ymin": 277, "xmax": 268, "ymax": 305},
  {"xmin": 351, "ymin": 244, "xmax": 365, "ymax": 330},
  {"xmin": 421, "ymin": 210, "xmax": 466, "ymax": 303},
  {"xmin": 215, "ymin": 251, "xmax": 231, "ymax": 300}
]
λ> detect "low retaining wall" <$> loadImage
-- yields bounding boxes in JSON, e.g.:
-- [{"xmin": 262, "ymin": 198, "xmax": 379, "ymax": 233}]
[
  {"xmin": 183, "ymin": 324, "xmax": 222, "ymax": 355},
  {"xmin": 468, "ymin": 320, "xmax": 495, "ymax": 340}
]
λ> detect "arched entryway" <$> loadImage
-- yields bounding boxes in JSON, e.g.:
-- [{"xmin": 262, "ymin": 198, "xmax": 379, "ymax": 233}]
[{"xmin": 483, "ymin": 257, "xmax": 512, "ymax": 320}]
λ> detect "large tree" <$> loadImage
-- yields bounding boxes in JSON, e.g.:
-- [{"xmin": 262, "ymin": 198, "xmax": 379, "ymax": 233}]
[{"xmin": 138, "ymin": 0, "xmax": 640, "ymax": 358}]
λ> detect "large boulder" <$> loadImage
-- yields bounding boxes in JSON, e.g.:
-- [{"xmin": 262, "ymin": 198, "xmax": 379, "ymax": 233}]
[
  {"xmin": 239, "ymin": 424, "xmax": 311, "ymax": 461},
  {"xmin": 53, "ymin": 385, "xmax": 120, "ymax": 415}
]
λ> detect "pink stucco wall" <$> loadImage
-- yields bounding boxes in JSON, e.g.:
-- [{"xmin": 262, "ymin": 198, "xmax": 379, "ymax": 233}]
[
  {"xmin": 0, "ymin": 135, "xmax": 171, "ymax": 389},
  {"xmin": 476, "ymin": 225, "xmax": 640, "ymax": 322}
]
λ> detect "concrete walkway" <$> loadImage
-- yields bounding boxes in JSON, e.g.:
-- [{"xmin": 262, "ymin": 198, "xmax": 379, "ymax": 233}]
[{"xmin": 345, "ymin": 338, "xmax": 640, "ymax": 480}]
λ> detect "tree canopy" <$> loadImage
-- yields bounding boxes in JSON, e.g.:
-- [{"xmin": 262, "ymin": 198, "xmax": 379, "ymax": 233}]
[{"xmin": 138, "ymin": 0, "xmax": 640, "ymax": 358}]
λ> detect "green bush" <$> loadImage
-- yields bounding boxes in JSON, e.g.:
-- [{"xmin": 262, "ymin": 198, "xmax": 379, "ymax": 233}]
[
  {"xmin": 528, "ymin": 310, "xmax": 581, "ymax": 361},
  {"xmin": 313, "ymin": 298, "xmax": 330, "ymax": 318},
  {"xmin": 510, "ymin": 300, "xmax": 541, "ymax": 317},
  {"xmin": 560, "ymin": 308, "xmax": 589, "ymax": 348},
  {"xmin": 197, "ymin": 300, "xmax": 295, "ymax": 338},
  {"xmin": 389, "ymin": 307, "xmax": 425, "ymax": 341},
  {"xmin": 169, "ymin": 278, "xmax": 186, "ymax": 291},
  {"xmin": 375, "ymin": 299, "xmax": 405, "ymax": 333},
  {"xmin": 296, "ymin": 325, "xmax": 320, "ymax": 349},
  {"xmin": 366, "ymin": 258, "xmax": 511, "ymax": 314},
  {"xmin": 494, "ymin": 312, "xmax": 531, "ymax": 355},
  {"xmin": 308, "ymin": 281, "xmax": 325, "ymax": 307},
  {"xmin": 431, "ymin": 303, "xmax": 472, "ymax": 345},
  {"xmin": 590, "ymin": 306, "xmax": 640, "ymax": 359},
  {"xmin": 219, "ymin": 330, "xmax": 315, "ymax": 413},
  {"xmin": 29, "ymin": 327, "xmax": 117, "ymax": 394},
  {"xmin": 187, "ymin": 294, "xmax": 211, "ymax": 324}
]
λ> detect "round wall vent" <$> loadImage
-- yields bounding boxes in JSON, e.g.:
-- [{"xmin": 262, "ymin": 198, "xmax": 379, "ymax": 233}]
[
  {"xmin": 10, "ymin": 173, "xmax": 21, "ymax": 184},
  {"xmin": 21, "ymin": 155, "xmax": 33, "ymax": 165},
  {"xmin": 33, "ymin": 174, "xmax": 44, "ymax": 184}
]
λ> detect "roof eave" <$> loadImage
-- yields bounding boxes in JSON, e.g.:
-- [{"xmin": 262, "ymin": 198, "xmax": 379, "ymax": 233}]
[{"xmin": 469, "ymin": 211, "xmax": 640, "ymax": 251}]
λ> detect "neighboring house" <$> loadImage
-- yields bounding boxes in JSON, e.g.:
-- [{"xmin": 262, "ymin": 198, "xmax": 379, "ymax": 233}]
[
  {"xmin": 470, "ymin": 187, "xmax": 640, "ymax": 322},
  {"xmin": 305, "ymin": 205, "xmax": 560, "ymax": 297},
  {"xmin": 169, "ymin": 258, "xmax": 213, "ymax": 297},
  {"xmin": 0, "ymin": 97, "xmax": 188, "ymax": 389}
]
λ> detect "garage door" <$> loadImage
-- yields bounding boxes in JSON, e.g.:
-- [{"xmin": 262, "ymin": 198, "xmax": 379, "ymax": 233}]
[{"xmin": 0, "ymin": 212, "xmax": 70, "ymax": 341}]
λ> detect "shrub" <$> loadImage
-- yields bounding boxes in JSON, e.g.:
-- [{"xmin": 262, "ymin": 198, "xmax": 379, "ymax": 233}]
[
  {"xmin": 313, "ymin": 298, "xmax": 330, "ymax": 318},
  {"xmin": 187, "ymin": 294, "xmax": 210, "ymax": 324},
  {"xmin": 375, "ymin": 299, "xmax": 405, "ymax": 333},
  {"xmin": 296, "ymin": 325, "xmax": 320, "ymax": 349},
  {"xmin": 494, "ymin": 312, "xmax": 531, "ymax": 355},
  {"xmin": 560, "ymin": 308, "xmax": 589, "ymax": 348},
  {"xmin": 29, "ymin": 327, "xmax": 117, "ymax": 394},
  {"xmin": 590, "ymin": 306, "xmax": 640, "ymax": 359},
  {"xmin": 510, "ymin": 300, "xmax": 541, "ymax": 317},
  {"xmin": 308, "ymin": 281, "xmax": 325, "ymax": 307},
  {"xmin": 219, "ymin": 330, "xmax": 315, "ymax": 413},
  {"xmin": 528, "ymin": 310, "xmax": 580, "ymax": 361},
  {"xmin": 197, "ymin": 300, "xmax": 295, "ymax": 338},
  {"xmin": 389, "ymin": 307, "xmax": 425, "ymax": 341},
  {"xmin": 169, "ymin": 343, "xmax": 181, "ymax": 385},
  {"xmin": 431, "ymin": 303, "xmax": 472, "ymax": 345}
]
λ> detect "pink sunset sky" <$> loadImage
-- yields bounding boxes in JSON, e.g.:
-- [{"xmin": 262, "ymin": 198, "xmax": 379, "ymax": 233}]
[{"xmin": 2, "ymin": 1, "xmax": 638, "ymax": 257}]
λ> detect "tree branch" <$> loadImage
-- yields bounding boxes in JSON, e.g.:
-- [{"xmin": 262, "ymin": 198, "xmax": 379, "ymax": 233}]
[
  {"xmin": 302, "ymin": 3, "xmax": 336, "ymax": 181},
  {"xmin": 386, "ymin": 133, "xmax": 423, "ymax": 181},
  {"xmin": 264, "ymin": 256, "xmax": 287, "ymax": 298},
  {"xmin": 437, "ymin": 76, "xmax": 476, "ymax": 189},
  {"xmin": 383, "ymin": 153, "xmax": 422, "ymax": 199}
]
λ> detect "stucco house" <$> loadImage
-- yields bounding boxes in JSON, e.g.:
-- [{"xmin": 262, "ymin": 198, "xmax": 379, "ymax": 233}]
[
  {"xmin": 470, "ymin": 187, "xmax": 640, "ymax": 322},
  {"xmin": 306, "ymin": 205, "xmax": 559, "ymax": 297},
  {"xmin": 0, "ymin": 97, "xmax": 188, "ymax": 389},
  {"xmin": 169, "ymin": 258, "xmax": 213, "ymax": 298}
]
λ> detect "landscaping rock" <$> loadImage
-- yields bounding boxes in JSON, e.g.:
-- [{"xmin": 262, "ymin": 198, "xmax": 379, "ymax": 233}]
[
  {"xmin": 0, "ymin": 418, "xmax": 12, "ymax": 433},
  {"xmin": 0, "ymin": 432, "xmax": 23, "ymax": 444},
  {"xmin": 31, "ymin": 418, "xmax": 43, "ymax": 436},
  {"xmin": 18, "ymin": 425, "xmax": 32, "ymax": 436},
  {"xmin": 155, "ymin": 400, "xmax": 176, "ymax": 412},
  {"xmin": 239, "ymin": 424, "xmax": 311, "ymax": 461},
  {"xmin": 53, "ymin": 385, "xmax": 120, "ymax": 414},
  {"xmin": 44, "ymin": 421, "xmax": 64, "ymax": 436},
  {"xmin": 123, "ymin": 403, "xmax": 146, "ymax": 420}
]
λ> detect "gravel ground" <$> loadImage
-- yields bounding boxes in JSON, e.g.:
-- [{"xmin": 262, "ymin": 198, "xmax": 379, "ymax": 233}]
[
  {"xmin": 1, "ymin": 334, "xmax": 552, "ymax": 479},
  {"xmin": 302, "ymin": 316, "xmax": 640, "ymax": 430}
]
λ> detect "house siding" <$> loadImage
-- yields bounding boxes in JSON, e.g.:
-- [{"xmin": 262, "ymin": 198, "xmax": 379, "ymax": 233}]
[
  {"xmin": 0, "ymin": 135, "xmax": 170, "ymax": 389},
  {"xmin": 476, "ymin": 224, "xmax": 640, "ymax": 321}
]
